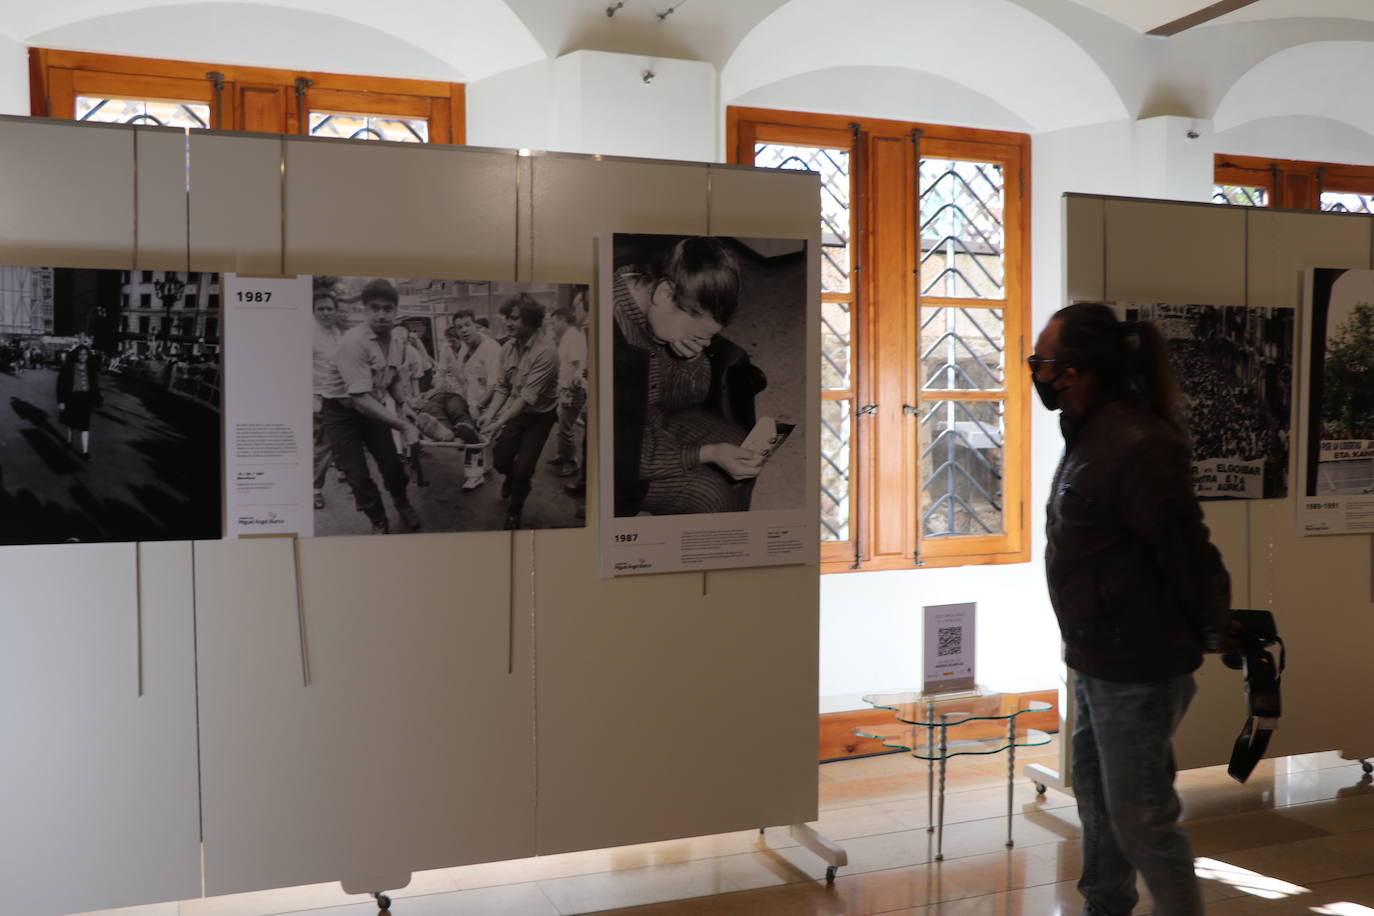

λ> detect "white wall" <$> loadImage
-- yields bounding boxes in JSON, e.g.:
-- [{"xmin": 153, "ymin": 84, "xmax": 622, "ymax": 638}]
[
  {"xmin": 0, "ymin": 31, "xmax": 26, "ymax": 116},
  {"xmin": 467, "ymin": 59, "xmax": 553, "ymax": 152},
  {"xmin": 1215, "ymin": 115, "xmax": 1374, "ymax": 169},
  {"xmin": 549, "ymin": 51, "xmax": 717, "ymax": 162}
]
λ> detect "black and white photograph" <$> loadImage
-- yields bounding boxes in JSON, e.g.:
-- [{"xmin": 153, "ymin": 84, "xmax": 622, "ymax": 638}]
[
  {"xmin": 312, "ymin": 274, "xmax": 588, "ymax": 535},
  {"xmin": 607, "ymin": 234, "xmax": 807, "ymax": 518},
  {"xmin": 1296, "ymin": 269, "xmax": 1374, "ymax": 535},
  {"xmin": 599, "ymin": 233, "xmax": 813, "ymax": 577},
  {"xmin": 1114, "ymin": 302, "xmax": 1294, "ymax": 500},
  {"xmin": 0, "ymin": 265, "xmax": 221, "ymax": 544}
]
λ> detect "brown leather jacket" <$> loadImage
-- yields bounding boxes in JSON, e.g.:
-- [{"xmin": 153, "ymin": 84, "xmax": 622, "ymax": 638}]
[{"xmin": 1045, "ymin": 398, "xmax": 1231, "ymax": 682}]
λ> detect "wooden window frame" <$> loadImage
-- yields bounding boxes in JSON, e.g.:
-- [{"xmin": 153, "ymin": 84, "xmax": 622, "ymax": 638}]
[
  {"xmin": 729, "ymin": 106, "xmax": 1031, "ymax": 574},
  {"xmin": 1214, "ymin": 153, "xmax": 1374, "ymax": 210},
  {"xmin": 29, "ymin": 48, "xmax": 465, "ymax": 144}
]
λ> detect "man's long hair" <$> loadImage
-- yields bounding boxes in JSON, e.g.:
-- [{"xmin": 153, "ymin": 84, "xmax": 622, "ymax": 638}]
[{"xmin": 1052, "ymin": 302, "xmax": 1188, "ymax": 437}]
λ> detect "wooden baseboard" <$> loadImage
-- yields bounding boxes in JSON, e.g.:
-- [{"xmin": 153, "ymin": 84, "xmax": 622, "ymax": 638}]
[{"xmin": 819, "ymin": 689, "xmax": 1059, "ymax": 762}]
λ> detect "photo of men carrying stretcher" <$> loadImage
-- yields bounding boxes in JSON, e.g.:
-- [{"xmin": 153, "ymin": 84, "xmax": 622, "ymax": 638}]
[{"xmin": 311, "ymin": 274, "xmax": 588, "ymax": 535}]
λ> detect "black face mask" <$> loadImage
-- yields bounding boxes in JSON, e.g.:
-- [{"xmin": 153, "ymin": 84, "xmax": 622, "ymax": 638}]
[{"xmin": 1033, "ymin": 369, "xmax": 1068, "ymax": 411}]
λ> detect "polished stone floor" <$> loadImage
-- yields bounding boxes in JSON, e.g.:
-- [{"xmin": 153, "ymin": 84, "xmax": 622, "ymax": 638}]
[{"xmin": 75, "ymin": 736, "xmax": 1374, "ymax": 915}]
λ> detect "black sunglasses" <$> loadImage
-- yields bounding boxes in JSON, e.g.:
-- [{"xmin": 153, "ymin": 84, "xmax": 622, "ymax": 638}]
[{"xmin": 1025, "ymin": 355, "xmax": 1064, "ymax": 373}]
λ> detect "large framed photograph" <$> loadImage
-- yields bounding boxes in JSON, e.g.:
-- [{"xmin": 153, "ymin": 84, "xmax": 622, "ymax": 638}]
[
  {"xmin": 598, "ymin": 233, "xmax": 814, "ymax": 576},
  {"xmin": 0, "ymin": 265, "xmax": 221, "ymax": 544},
  {"xmin": 226, "ymin": 273, "xmax": 588, "ymax": 536},
  {"xmin": 1111, "ymin": 302, "xmax": 1294, "ymax": 500},
  {"xmin": 1298, "ymin": 269, "xmax": 1374, "ymax": 535}
]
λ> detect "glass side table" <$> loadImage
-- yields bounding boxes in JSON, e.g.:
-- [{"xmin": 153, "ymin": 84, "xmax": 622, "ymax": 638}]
[{"xmin": 855, "ymin": 691, "xmax": 1051, "ymax": 861}]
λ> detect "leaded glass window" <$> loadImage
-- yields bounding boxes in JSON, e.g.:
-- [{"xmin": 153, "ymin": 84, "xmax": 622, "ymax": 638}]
[
  {"xmin": 76, "ymin": 96, "xmax": 209, "ymax": 129},
  {"xmin": 309, "ymin": 112, "xmax": 429, "ymax": 143},
  {"xmin": 1321, "ymin": 192, "xmax": 1374, "ymax": 214},
  {"xmin": 756, "ymin": 141, "xmax": 855, "ymax": 543},
  {"xmin": 917, "ymin": 158, "xmax": 1008, "ymax": 540},
  {"xmin": 920, "ymin": 400, "xmax": 1004, "ymax": 537},
  {"xmin": 920, "ymin": 159, "xmax": 1004, "ymax": 299},
  {"xmin": 1214, "ymin": 185, "xmax": 1267, "ymax": 207}
]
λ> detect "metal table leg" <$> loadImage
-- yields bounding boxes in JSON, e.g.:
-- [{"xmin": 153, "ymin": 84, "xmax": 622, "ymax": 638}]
[
  {"xmin": 935, "ymin": 714, "xmax": 948, "ymax": 861},
  {"xmin": 926, "ymin": 700, "xmax": 935, "ymax": 833},
  {"xmin": 1006, "ymin": 715, "xmax": 1016, "ymax": 847}
]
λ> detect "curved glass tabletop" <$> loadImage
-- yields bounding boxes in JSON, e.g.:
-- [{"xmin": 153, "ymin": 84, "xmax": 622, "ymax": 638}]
[
  {"xmin": 854, "ymin": 722, "xmax": 1052, "ymax": 761},
  {"xmin": 862, "ymin": 691, "xmax": 1052, "ymax": 727}
]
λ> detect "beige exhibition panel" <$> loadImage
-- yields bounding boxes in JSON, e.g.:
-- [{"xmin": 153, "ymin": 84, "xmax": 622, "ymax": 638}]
[
  {"xmin": 0, "ymin": 118, "xmax": 137, "ymax": 269},
  {"xmin": 187, "ymin": 131, "xmax": 284, "ymax": 275},
  {"xmin": 283, "ymin": 138, "xmax": 518, "ymax": 279},
  {"xmin": 133, "ymin": 126, "xmax": 192, "ymax": 272},
  {"xmin": 0, "ymin": 114, "xmax": 823, "ymax": 910},
  {"xmin": 1066, "ymin": 192, "xmax": 1374, "ymax": 771},
  {"xmin": 195, "ymin": 533, "xmax": 524, "ymax": 896},
  {"xmin": 530, "ymin": 156, "xmax": 820, "ymax": 855},
  {"xmin": 0, "ymin": 542, "xmax": 201, "ymax": 915},
  {"xmin": 529, "ymin": 153, "xmax": 710, "ymax": 283}
]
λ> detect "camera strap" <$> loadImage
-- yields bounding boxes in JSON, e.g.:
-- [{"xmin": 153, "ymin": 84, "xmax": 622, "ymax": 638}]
[{"xmin": 1227, "ymin": 637, "xmax": 1284, "ymax": 784}]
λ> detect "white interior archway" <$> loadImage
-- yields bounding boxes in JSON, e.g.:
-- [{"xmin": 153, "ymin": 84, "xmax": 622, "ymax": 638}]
[
  {"xmin": 722, "ymin": 0, "xmax": 1129, "ymax": 132},
  {"xmin": 9, "ymin": 0, "xmax": 543, "ymax": 82}
]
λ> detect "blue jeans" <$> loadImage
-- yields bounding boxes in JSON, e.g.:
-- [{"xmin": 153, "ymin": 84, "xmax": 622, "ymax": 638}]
[{"xmin": 1073, "ymin": 671, "xmax": 1201, "ymax": 916}]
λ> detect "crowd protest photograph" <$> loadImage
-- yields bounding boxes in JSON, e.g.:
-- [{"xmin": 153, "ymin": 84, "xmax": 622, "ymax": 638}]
[
  {"xmin": 1115, "ymin": 301, "xmax": 1293, "ymax": 499},
  {"xmin": 604, "ymin": 233, "xmax": 808, "ymax": 520},
  {"xmin": 311, "ymin": 274, "xmax": 589, "ymax": 535},
  {"xmin": 0, "ymin": 265, "xmax": 221, "ymax": 543}
]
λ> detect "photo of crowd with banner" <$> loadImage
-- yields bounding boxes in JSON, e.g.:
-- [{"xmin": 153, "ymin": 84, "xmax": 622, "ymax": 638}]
[
  {"xmin": 0, "ymin": 264, "xmax": 221, "ymax": 544},
  {"xmin": 1298, "ymin": 269, "xmax": 1374, "ymax": 535},
  {"xmin": 309, "ymin": 275, "xmax": 589, "ymax": 536},
  {"xmin": 1112, "ymin": 301, "xmax": 1294, "ymax": 500}
]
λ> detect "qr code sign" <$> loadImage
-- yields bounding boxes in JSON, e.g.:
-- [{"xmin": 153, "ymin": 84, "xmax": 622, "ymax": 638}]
[{"xmin": 937, "ymin": 626, "xmax": 962, "ymax": 657}]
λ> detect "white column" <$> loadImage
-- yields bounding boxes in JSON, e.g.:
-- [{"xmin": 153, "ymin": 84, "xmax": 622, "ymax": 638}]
[
  {"xmin": 0, "ymin": 32, "xmax": 28, "ymax": 116},
  {"xmin": 1131, "ymin": 114, "xmax": 1216, "ymax": 202},
  {"xmin": 550, "ymin": 50, "xmax": 717, "ymax": 162}
]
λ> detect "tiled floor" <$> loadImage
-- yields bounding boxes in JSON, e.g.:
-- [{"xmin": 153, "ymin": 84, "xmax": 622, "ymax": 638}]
[{"xmin": 75, "ymin": 738, "xmax": 1374, "ymax": 915}]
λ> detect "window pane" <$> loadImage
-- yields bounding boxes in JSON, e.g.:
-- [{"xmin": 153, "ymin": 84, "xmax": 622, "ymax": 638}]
[
  {"xmin": 76, "ymin": 96, "xmax": 209, "ymax": 129},
  {"xmin": 921, "ymin": 306, "xmax": 1004, "ymax": 391},
  {"xmin": 920, "ymin": 400, "xmax": 1004, "ymax": 537},
  {"xmin": 754, "ymin": 143, "xmax": 851, "ymax": 293},
  {"xmin": 309, "ymin": 112, "xmax": 429, "ymax": 143},
  {"xmin": 920, "ymin": 159, "xmax": 1004, "ymax": 299},
  {"xmin": 1213, "ymin": 185, "xmax": 1267, "ymax": 207},
  {"xmin": 820, "ymin": 399, "xmax": 852, "ymax": 542},
  {"xmin": 821, "ymin": 300, "xmax": 851, "ymax": 390},
  {"xmin": 1321, "ymin": 191, "xmax": 1374, "ymax": 214}
]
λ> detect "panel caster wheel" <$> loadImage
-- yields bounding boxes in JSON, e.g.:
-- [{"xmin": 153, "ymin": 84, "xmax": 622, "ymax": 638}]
[
  {"xmin": 1362, "ymin": 760, "xmax": 1372, "ymax": 774},
  {"xmin": 1034, "ymin": 781, "xmax": 1047, "ymax": 796},
  {"xmin": 825, "ymin": 865, "xmax": 837, "ymax": 885},
  {"xmin": 372, "ymin": 892, "xmax": 391, "ymax": 911}
]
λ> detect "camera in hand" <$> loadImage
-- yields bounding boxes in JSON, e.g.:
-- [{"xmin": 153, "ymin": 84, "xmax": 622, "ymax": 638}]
[{"xmin": 1223, "ymin": 608, "xmax": 1285, "ymax": 783}]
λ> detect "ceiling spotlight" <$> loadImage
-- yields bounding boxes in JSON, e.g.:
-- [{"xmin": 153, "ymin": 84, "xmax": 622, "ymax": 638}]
[
  {"xmin": 656, "ymin": 0, "xmax": 688, "ymax": 20},
  {"xmin": 642, "ymin": 69, "xmax": 656, "ymax": 84},
  {"xmin": 607, "ymin": 1, "xmax": 625, "ymax": 16}
]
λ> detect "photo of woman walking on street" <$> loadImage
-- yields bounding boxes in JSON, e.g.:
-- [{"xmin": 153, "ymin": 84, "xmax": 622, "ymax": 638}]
[{"xmin": 57, "ymin": 343, "xmax": 101, "ymax": 459}]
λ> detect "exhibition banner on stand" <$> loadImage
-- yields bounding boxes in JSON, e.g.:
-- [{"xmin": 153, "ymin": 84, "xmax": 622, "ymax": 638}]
[
  {"xmin": 225, "ymin": 273, "xmax": 589, "ymax": 537},
  {"xmin": 597, "ymin": 233, "xmax": 814, "ymax": 577},
  {"xmin": 1298, "ymin": 269, "xmax": 1374, "ymax": 535}
]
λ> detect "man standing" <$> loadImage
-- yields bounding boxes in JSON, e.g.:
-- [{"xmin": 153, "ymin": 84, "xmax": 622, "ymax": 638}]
[
  {"xmin": 1033, "ymin": 302, "xmax": 1230, "ymax": 916},
  {"xmin": 453, "ymin": 309, "xmax": 502, "ymax": 415},
  {"xmin": 547, "ymin": 305, "xmax": 587, "ymax": 479},
  {"xmin": 480, "ymin": 294, "xmax": 558, "ymax": 529},
  {"xmin": 318, "ymin": 278, "xmax": 423, "ymax": 534},
  {"xmin": 311, "ymin": 283, "xmax": 344, "ymax": 510}
]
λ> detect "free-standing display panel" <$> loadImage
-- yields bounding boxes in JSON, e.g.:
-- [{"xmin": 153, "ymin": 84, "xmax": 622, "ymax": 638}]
[
  {"xmin": 1065, "ymin": 192, "xmax": 1374, "ymax": 776},
  {"xmin": 0, "ymin": 113, "xmax": 823, "ymax": 914}
]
